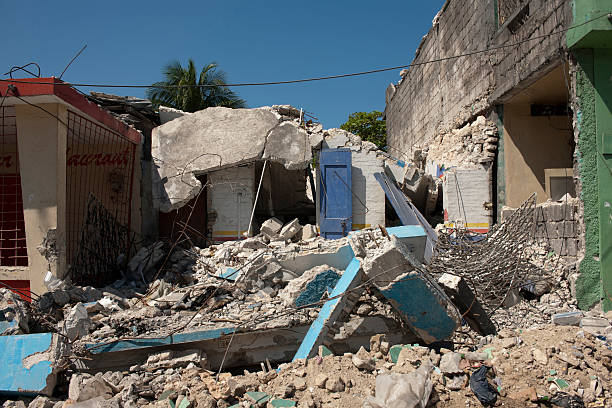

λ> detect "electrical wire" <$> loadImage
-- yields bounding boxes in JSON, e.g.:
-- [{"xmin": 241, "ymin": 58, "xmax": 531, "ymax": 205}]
[{"xmin": 1, "ymin": 13, "xmax": 608, "ymax": 90}]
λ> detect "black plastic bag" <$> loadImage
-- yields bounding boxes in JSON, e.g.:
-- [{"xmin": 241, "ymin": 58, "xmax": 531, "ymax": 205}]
[
  {"xmin": 469, "ymin": 366, "xmax": 498, "ymax": 406},
  {"xmin": 549, "ymin": 392, "xmax": 585, "ymax": 408}
]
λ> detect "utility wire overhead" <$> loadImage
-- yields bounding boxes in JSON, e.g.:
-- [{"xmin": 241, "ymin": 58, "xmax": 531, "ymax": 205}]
[{"xmin": 0, "ymin": 13, "xmax": 607, "ymax": 90}]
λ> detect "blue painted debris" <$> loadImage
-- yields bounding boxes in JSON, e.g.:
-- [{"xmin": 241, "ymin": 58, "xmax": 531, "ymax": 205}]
[
  {"xmin": 374, "ymin": 172, "xmax": 437, "ymax": 260},
  {"xmin": 87, "ymin": 327, "xmax": 235, "ymax": 354},
  {"xmin": 363, "ymin": 237, "xmax": 459, "ymax": 343},
  {"xmin": 0, "ymin": 333, "xmax": 60, "ymax": 396},
  {"xmin": 294, "ymin": 270, "xmax": 341, "ymax": 307},
  {"xmin": 292, "ymin": 256, "xmax": 363, "ymax": 361},
  {"xmin": 218, "ymin": 267, "xmax": 240, "ymax": 281},
  {"xmin": 380, "ymin": 275, "xmax": 458, "ymax": 342},
  {"xmin": 385, "ymin": 226, "xmax": 428, "ymax": 262}
]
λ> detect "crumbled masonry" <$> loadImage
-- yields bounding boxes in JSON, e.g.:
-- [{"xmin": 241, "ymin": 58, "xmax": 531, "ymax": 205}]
[{"xmin": 1, "ymin": 210, "xmax": 610, "ymax": 407}]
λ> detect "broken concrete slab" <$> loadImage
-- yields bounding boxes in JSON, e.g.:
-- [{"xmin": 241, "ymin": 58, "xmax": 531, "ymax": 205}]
[
  {"xmin": 152, "ymin": 107, "xmax": 314, "ymax": 212},
  {"xmin": 145, "ymin": 349, "xmax": 206, "ymax": 370},
  {"xmin": 278, "ymin": 218, "xmax": 302, "ymax": 241},
  {"xmin": 580, "ymin": 317, "xmax": 611, "ymax": 335},
  {"xmin": 299, "ymin": 224, "xmax": 318, "ymax": 240},
  {"xmin": 552, "ymin": 311, "xmax": 583, "ymax": 326},
  {"xmin": 362, "ymin": 237, "xmax": 459, "ymax": 343},
  {"xmin": 158, "ymin": 106, "xmax": 191, "ymax": 124},
  {"xmin": 262, "ymin": 122, "xmax": 312, "ymax": 170},
  {"xmin": 437, "ymin": 273, "xmax": 496, "ymax": 336},
  {"xmin": 278, "ymin": 244, "xmax": 354, "ymax": 275},
  {"xmin": 385, "ymin": 226, "xmax": 428, "ymax": 263},
  {"xmin": 292, "ymin": 257, "xmax": 364, "ymax": 361},
  {"xmin": 260, "ymin": 217, "xmax": 283, "ymax": 239},
  {"xmin": 68, "ymin": 373, "xmax": 113, "ymax": 402},
  {"xmin": 279, "ymin": 265, "xmax": 341, "ymax": 307},
  {"xmin": 0, "ymin": 333, "xmax": 68, "ymax": 396},
  {"xmin": 64, "ymin": 303, "xmax": 92, "ymax": 341},
  {"xmin": 152, "ymin": 107, "xmax": 279, "ymax": 212}
]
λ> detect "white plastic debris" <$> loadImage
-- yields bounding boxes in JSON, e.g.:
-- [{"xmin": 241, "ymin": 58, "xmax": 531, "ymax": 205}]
[{"xmin": 363, "ymin": 360, "xmax": 434, "ymax": 408}]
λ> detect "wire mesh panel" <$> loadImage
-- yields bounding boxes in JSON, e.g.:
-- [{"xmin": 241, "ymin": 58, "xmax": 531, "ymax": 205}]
[
  {"xmin": 0, "ymin": 106, "xmax": 28, "ymax": 267},
  {"xmin": 66, "ymin": 110, "xmax": 136, "ymax": 285}
]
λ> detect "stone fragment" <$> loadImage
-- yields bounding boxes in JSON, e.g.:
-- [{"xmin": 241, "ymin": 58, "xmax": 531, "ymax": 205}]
[
  {"xmin": 352, "ymin": 347, "xmax": 376, "ymax": 371},
  {"xmin": 51, "ymin": 290, "xmax": 71, "ymax": 307},
  {"xmin": 68, "ymin": 374, "xmax": 113, "ymax": 402},
  {"xmin": 145, "ymin": 349, "xmax": 206, "ymax": 369},
  {"xmin": 552, "ymin": 311, "xmax": 583, "ymax": 326},
  {"xmin": 300, "ymin": 224, "xmax": 317, "ymax": 240},
  {"xmin": 365, "ymin": 361, "xmax": 434, "ymax": 407},
  {"xmin": 314, "ymin": 374, "xmax": 328, "ymax": 389},
  {"xmin": 439, "ymin": 352, "xmax": 462, "ymax": 375},
  {"xmin": 508, "ymin": 387, "xmax": 538, "ymax": 402},
  {"xmin": 64, "ymin": 303, "xmax": 91, "ymax": 340},
  {"xmin": 278, "ymin": 218, "xmax": 302, "ymax": 241},
  {"xmin": 127, "ymin": 241, "xmax": 165, "ymax": 279},
  {"xmin": 324, "ymin": 376, "xmax": 345, "ymax": 393},
  {"xmin": 580, "ymin": 317, "xmax": 611, "ymax": 335},
  {"xmin": 28, "ymin": 396, "xmax": 54, "ymax": 408},
  {"xmin": 294, "ymin": 378, "xmax": 307, "ymax": 391},
  {"xmin": 446, "ymin": 374, "xmax": 467, "ymax": 391},
  {"xmin": 356, "ymin": 303, "xmax": 373, "ymax": 315},
  {"xmin": 532, "ymin": 348, "xmax": 548, "ymax": 365},
  {"xmin": 557, "ymin": 352, "xmax": 580, "ymax": 367},
  {"xmin": 260, "ymin": 218, "xmax": 283, "ymax": 239}
]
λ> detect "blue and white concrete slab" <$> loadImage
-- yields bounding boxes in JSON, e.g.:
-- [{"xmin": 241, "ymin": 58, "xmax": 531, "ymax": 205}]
[
  {"xmin": 0, "ymin": 333, "xmax": 61, "ymax": 396},
  {"xmin": 292, "ymin": 256, "xmax": 364, "ymax": 361}
]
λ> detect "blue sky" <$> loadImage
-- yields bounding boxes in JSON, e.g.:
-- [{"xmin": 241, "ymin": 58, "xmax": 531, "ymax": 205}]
[{"xmin": 3, "ymin": 1, "xmax": 444, "ymax": 128}]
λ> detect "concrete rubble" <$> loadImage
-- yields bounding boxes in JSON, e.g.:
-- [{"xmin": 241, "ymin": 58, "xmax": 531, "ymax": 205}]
[{"xmin": 2, "ymin": 139, "xmax": 612, "ymax": 406}]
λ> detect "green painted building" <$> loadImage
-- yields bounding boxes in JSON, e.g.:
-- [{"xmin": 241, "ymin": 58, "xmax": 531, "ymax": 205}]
[{"xmin": 567, "ymin": 0, "xmax": 612, "ymax": 311}]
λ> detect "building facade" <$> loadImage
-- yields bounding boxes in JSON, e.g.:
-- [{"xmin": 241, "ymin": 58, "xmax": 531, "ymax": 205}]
[{"xmin": 385, "ymin": 0, "xmax": 612, "ymax": 310}]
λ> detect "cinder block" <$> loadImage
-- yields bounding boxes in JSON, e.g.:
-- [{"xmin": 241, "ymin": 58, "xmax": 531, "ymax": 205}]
[{"xmin": 260, "ymin": 217, "xmax": 283, "ymax": 238}]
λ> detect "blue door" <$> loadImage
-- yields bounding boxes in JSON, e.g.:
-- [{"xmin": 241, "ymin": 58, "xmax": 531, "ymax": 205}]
[{"xmin": 319, "ymin": 149, "xmax": 352, "ymax": 239}]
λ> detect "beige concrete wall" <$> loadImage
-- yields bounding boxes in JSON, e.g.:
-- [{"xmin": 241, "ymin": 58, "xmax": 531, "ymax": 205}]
[
  {"xmin": 14, "ymin": 103, "xmax": 66, "ymax": 295},
  {"xmin": 503, "ymin": 103, "xmax": 573, "ymax": 207},
  {"xmin": 208, "ymin": 165, "xmax": 255, "ymax": 242}
]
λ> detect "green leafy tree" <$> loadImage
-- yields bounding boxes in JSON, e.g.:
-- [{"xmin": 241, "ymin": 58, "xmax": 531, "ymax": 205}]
[
  {"xmin": 147, "ymin": 59, "xmax": 246, "ymax": 112},
  {"xmin": 340, "ymin": 110, "xmax": 386, "ymax": 149}
]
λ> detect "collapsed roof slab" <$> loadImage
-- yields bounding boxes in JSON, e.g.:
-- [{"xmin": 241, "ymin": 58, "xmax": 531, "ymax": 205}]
[{"xmin": 152, "ymin": 107, "xmax": 312, "ymax": 212}]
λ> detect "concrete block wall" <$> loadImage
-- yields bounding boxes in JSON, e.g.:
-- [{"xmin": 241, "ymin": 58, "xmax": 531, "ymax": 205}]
[
  {"xmin": 350, "ymin": 150, "xmax": 386, "ymax": 229},
  {"xmin": 385, "ymin": 0, "xmax": 571, "ymax": 158},
  {"xmin": 501, "ymin": 199, "xmax": 581, "ymax": 257},
  {"xmin": 207, "ymin": 165, "xmax": 254, "ymax": 242},
  {"xmin": 443, "ymin": 168, "xmax": 492, "ymax": 233}
]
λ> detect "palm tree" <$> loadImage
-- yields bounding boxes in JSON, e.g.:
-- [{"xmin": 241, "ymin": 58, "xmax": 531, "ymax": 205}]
[{"xmin": 147, "ymin": 59, "xmax": 246, "ymax": 112}]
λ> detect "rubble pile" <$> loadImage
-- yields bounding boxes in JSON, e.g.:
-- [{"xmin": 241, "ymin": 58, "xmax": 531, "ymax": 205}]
[
  {"xmin": 3, "ymin": 324, "xmax": 610, "ymax": 408},
  {"xmin": 2, "ymin": 213, "xmax": 612, "ymax": 407}
]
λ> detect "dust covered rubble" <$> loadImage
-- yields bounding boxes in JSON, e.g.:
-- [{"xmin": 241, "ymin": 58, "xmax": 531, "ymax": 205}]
[
  {"xmin": 4, "ymin": 217, "xmax": 612, "ymax": 407},
  {"xmin": 4, "ymin": 324, "xmax": 610, "ymax": 408}
]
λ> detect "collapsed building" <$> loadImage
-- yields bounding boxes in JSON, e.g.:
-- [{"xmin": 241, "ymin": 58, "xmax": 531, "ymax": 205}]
[
  {"xmin": 151, "ymin": 105, "xmax": 427, "ymax": 245},
  {"xmin": 0, "ymin": 0, "xmax": 611, "ymax": 406}
]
